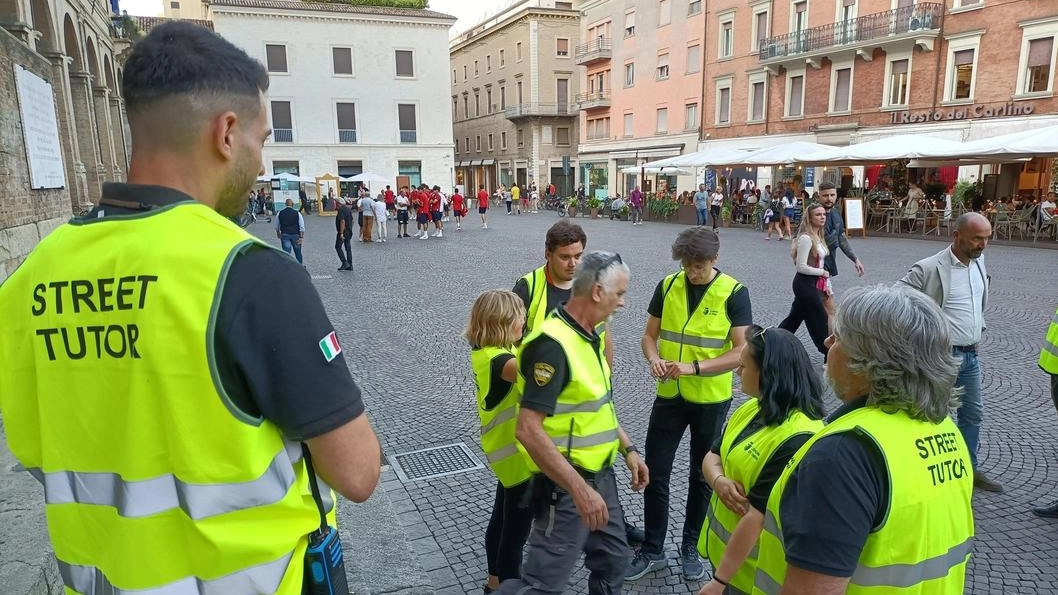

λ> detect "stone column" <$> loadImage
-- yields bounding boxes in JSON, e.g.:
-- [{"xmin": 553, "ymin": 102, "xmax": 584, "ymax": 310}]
[
  {"xmin": 110, "ymin": 96, "xmax": 129, "ymax": 180},
  {"xmin": 68, "ymin": 70, "xmax": 102, "ymax": 203},
  {"xmin": 42, "ymin": 51, "xmax": 87, "ymax": 209},
  {"xmin": 93, "ymin": 85, "xmax": 117, "ymax": 183}
]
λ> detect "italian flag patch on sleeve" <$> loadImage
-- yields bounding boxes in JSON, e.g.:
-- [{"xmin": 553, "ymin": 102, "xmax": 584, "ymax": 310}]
[{"xmin": 319, "ymin": 331, "xmax": 342, "ymax": 362}]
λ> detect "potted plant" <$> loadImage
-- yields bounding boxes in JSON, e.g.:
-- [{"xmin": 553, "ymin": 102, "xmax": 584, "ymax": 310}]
[
  {"xmin": 586, "ymin": 196, "xmax": 602, "ymax": 218},
  {"xmin": 618, "ymin": 205, "xmax": 630, "ymax": 221},
  {"xmin": 647, "ymin": 192, "xmax": 680, "ymax": 221},
  {"xmin": 566, "ymin": 196, "xmax": 579, "ymax": 218},
  {"xmin": 951, "ymin": 179, "xmax": 983, "ymax": 211}
]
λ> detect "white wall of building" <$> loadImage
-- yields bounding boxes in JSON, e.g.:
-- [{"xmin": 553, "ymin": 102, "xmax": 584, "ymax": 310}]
[{"xmin": 212, "ymin": 5, "xmax": 456, "ymax": 186}]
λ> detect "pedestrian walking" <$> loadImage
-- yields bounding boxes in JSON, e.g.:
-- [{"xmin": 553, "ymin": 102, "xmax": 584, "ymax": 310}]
[
  {"xmin": 753, "ymin": 285, "xmax": 973, "ymax": 595},
  {"xmin": 395, "ymin": 187, "xmax": 411, "ymax": 238},
  {"xmin": 384, "ymin": 184, "xmax": 396, "ymax": 217},
  {"xmin": 694, "ymin": 184, "xmax": 710, "ymax": 226},
  {"xmin": 451, "ymin": 188, "xmax": 466, "ymax": 231},
  {"xmin": 630, "ymin": 186, "xmax": 644, "ymax": 225},
  {"xmin": 778, "ymin": 203, "xmax": 832, "ymax": 358},
  {"xmin": 413, "ymin": 185, "xmax": 430, "ymax": 239},
  {"xmin": 496, "ymin": 252, "xmax": 648, "ymax": 595},
  {"xmin": 373, "ymin": 194, "xmax": 388, "ymax": 242},
  {"xmin": 512, "ymin": 182, "xmax": 522, "ymax": 215},
  {"xmin": 275, "ymin": 198, "xmax": 305, "ymax": 264},
  {"xmin": 779, "ymin": 193, "xmax": 795, "ymax": 239},
  {"xmin": 358, "ymin": 192, "xmax": 375, "ymax": 243},
  {"xmin": 335, "ymin": 196, "xmax": 354, "ymax": 270},
  {"xmin": 763, "ymin": 191, "xmax": 784, "ymax": 241},
  {"xmin": 478, "ymin": 184, "xmax": 490, "ymax": 229},
  {"xmin": 503, "ymin": 184, "xmax": 513, "ymax": 215},
  {"xmin": 710, "ymin": 188, "xmax": 724, "ymax": 232},
  {"xmin": 698, "ymin": 326, "xmax": 824, "ymax": 595},
  {"xmin": 629, "ymin": 226, "xmax": 752, "ymax": 582},
  {"xmin": 898, "ymin": 212, "xmax": 1003, "ymax": 493},
  {"xmin": 466, "ymin": 290, "xmax": 534, "ymax": 593},
  {"xmin": 818, "ymin": 181, "xmax": 866, "ymax": 286},
  {"xmin": 430, "ymin": 185, "xmax": 444, "ymax": 238},
  {"xmin": 1033, "ymin": 302, "xmax": 1058, "ymax": 518},
  {"xmin": 0, "ymin": 22, "xmax": 382, "ymax": 595}
]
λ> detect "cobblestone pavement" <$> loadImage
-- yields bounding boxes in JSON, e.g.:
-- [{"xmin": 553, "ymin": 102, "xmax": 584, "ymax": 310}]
[{"xmin": 251, "ymin": 211, "xmax": 1058, "ymax": 594}]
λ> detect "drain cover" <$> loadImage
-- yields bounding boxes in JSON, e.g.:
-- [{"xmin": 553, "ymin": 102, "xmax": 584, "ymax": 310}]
[{"xmin": 390, "ymin": 442, "xmax": 484, "ymax": 482}]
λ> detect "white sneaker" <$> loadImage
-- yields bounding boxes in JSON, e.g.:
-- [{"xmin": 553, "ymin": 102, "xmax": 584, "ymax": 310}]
[
  {"xmin": 437, "ymin": 230, "xmax": 443, "ymax": 238},
  {"xmin": 482, "ymin": 223, "xmax": 488, "ymax": 229},
  {"xmin": 420, "ymin": 234, "xmax": 428, "ymax": 240}
]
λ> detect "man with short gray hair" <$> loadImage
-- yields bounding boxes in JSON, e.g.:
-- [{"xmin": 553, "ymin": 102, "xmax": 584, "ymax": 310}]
[
  {"xmin": 899, "ymin": 212, "xmax": 1002, "ymax": 492},
  {"xmin": 753, "ymin": 284, "xmax": 974, "ymax": 594},
  {"xmin": 500, "ymin": 251, "xmax": 649, "ymax": 595}
]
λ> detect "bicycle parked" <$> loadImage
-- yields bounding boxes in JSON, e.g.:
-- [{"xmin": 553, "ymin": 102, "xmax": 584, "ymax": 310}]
[{"xmin": 544, "ymin": 195, "xmax": 567, "ymax": 217}]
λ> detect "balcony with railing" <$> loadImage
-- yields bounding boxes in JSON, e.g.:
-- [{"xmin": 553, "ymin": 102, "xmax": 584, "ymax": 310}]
[
  {"xmin": 339, "ymin": 129, "xmax": 357, "ymax": 143},
  {"xmin": 576, "ymin": 90, "xmax": 611, "ymax": 110},
  {"xmin": 400, "ymin": 130, "xmax": 417, "ymax": 143},
  {"xmin": 273, "ymin": 129, "xmax": 293, "ymax": 143},
  {"xmin": 759, "ymin": 3, "xmax": 943, "ymax": 67},
  {"xmin": 504, "ymin": 103, "xmax": 576, "ymax": 120},
  {"xmin": 575, "ymin": 37, "xmax": 612, "ymax": 66}
]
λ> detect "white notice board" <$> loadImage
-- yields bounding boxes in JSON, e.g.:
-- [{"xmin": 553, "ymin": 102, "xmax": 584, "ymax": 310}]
[
  {"xmin": 844, "ymin": 197, "xmax": 866, "ymax": 237},
  {"xmin": 15, "ymin": 65, "xmax": 65, "ymax": 189}
]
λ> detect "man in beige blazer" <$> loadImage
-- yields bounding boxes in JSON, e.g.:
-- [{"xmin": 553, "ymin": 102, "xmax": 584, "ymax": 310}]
[{"xmin": 899, "ymin": 212, "xmax": 1002, "ymax": 492}]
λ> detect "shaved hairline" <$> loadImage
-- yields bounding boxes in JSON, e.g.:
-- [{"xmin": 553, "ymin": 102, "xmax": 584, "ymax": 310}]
[{"xmin": 127, "ymin": 90, "xmax": 264, "ymax": 150}]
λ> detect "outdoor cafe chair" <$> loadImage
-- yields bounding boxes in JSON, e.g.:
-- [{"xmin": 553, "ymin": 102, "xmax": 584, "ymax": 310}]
[{"xmin": 1035, "ymin": 217, "xmax": 1058, "ymax": 243}]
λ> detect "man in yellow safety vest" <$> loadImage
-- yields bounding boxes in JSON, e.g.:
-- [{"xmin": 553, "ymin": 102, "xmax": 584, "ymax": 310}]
[
  {"xmin": 1033, "ymin": 303, "xmax": 1058, "ymax": 518},
  {"xmin": 0, "ymin": 22, "xmax": 380, "ymax": 595}
]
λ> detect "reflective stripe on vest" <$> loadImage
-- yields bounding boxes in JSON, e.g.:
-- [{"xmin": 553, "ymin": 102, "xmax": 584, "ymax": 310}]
[
  {"xmin": 752, "ymin": 406, "xmax": 974, "ymax": 595},
  {"xmin": 517, "ymin": 312, "xmax": 620, "ymax": 473},
  {"xmin": 1040, "ymin": 308, "xmax": 1058, "ymax": 374},
  {"xmin": 522, "ymin": 266, "xmax": 548, "ymax": 334},
  {"xmin": 0, "ymin": 202, "xmax": 320, "ymax": 594},
  {"xmin": 699, "ymin": 399, "xmax": 821, "ymax": 593},
  {"xmin": 657, "ymin": 271, "xmax": 740, "ymax": 403},
  {"xmin": 59, "ymin": 552, "xmax": 293, "ymax": 595},
  {"xmin": 472, "ymin": 346, "xmax": 531, "ymax": 487}
]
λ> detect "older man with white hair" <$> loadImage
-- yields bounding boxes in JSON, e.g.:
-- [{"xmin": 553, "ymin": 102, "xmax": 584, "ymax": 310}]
[
  {"xmin": 899, "ymin": 211, "xmax": 1002, "ymax": 493},
  {"xmin": 753, "ymin": 284, "xmax": 974, "ymax": 595}
]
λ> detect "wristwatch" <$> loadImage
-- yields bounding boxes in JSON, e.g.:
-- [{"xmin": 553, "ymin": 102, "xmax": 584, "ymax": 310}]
[{"xmin": 622, "ymin": 445, "xmax": 640, "ymax": 457}]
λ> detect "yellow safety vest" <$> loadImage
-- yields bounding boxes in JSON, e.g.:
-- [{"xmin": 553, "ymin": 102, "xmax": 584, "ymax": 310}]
[
  {"xmin": 521, "ymin": 266, "xmax": 550, "ymax": 335},
  {"xmin": 512, "ymin": 186, "xmax": 521, "ymax": 201},
  {"xmin": 516, "ymin": 312, "xmax": 620, "ymax": 473},
  {"xmin": 699, "ymin": 399, "xmax": 822, "ymax": 594},
  {"xmin": 471, "ymin": 346, "xmax": 531, "ymax": 487},
  {"xmin": 657, "ymin": 271, "xmax": 740, "ymax": 404},
  {"xmin": 1040, "ymin": 306, "xmax": 1058, "ymax": 374},
  {"xmin": 753, "ymin": 406, "xmax": 974, "ymax": 595},
  {"xmin": 0, "ymin": 202, "xmax": 321, "ymax": 595}
]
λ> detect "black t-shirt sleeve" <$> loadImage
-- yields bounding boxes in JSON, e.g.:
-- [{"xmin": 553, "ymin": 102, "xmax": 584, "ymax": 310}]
[
  {"xmin": 512, "ymin": 277, "xmax": 531, "ymax": 312},
  {"xmin": 518, "ymin": 335, "xmax": 569, "ymax": 415},
  {"xmin": 747, "ymin": 432, "xmax": 811, "ymax": 513},
  {"xmin": 647, "ymin": 280, "xmax": 666, "ymax": 318},
  {"xmin": 213, "ymin": 246, "xmax": 365, "ymax": 441},
  {"xmin": 726, "ymin": 286, "xmax": 753, "ymax": 328},
  {"xmin": 778, "ymin": 432, "xmax": 888, "ymax": 577},
  {"xmin": 483, "ymin": 353, "xmax": 516, "ymax": 410}
]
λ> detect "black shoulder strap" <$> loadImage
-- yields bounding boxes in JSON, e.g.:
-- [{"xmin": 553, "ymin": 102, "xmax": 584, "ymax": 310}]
[{"xmin": 301, "ymin": 444, "xmax": 329, "ymax": 534}]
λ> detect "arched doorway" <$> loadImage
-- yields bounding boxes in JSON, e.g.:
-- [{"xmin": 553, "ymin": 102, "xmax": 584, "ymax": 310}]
[
  {"xmin": 29, "ymin": 0, "xmax": 57, "ymax": 53},
  {"xmin": 0, "ymin": 0, "xmax": 24, "ymax": 36},
  {"xmin": 64, "ymin": 14, "xmax": 103, "ymax": 203}
]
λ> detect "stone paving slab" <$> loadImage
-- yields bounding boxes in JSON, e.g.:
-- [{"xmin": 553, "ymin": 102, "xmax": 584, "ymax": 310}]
[{"xmin": 226, "ymin": 215, "xmax": 1058, "ymax": 594}]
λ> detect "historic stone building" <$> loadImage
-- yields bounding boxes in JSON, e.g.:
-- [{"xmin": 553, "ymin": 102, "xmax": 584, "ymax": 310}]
[{"xmin": 0, "ymin": 0, "xmax": 130, "ymax": 279}]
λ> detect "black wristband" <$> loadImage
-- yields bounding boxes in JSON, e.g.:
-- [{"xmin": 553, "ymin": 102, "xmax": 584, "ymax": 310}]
[
  {"xmin": 713, "ymin": 575, "xmax": 729, "ymax": 587},
  {"xmin": 692, "ymin": 360, "xmax": 700, "ymax": 376},
  {"xmin": 622, "ymin": 445, "xmax": 639, "ymax": 457}
]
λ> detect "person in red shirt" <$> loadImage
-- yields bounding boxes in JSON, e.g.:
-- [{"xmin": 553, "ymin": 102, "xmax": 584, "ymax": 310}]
[
  {"xmin": 451, "ymin": 189, "xmax": 466, "ymax": 231},
  {"xmin": 384, "ymin": 185, "xmax": 396, "ymax": 217},
  {"xmin": 413, "ymin": 185, "xmax": 431, "ymax": 240},
  {"xmin": 477, "ymin": 185, "xmax": 490, "ymax": 229},
  {"xmin": 429, "ymin": 185, "xmax": 444, "ymax": 238}
]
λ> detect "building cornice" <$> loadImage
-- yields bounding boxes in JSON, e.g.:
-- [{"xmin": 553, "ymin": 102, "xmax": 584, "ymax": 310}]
[
  {"xmin": 449, "ymin": 8, "xmax": 580, "ymax": 53},
  {"xmin": 211, "ymin": 6, "xmax": 454, "ymax": 29}
]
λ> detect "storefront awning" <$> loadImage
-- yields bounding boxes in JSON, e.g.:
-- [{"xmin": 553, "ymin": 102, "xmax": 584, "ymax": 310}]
[
  {"xmin": 457, "ymin": 161, "xmax": 469, "ymax": 167},
  {"xmin": 481, "ymin": 159, "xmax": 496, "ymax": 165}
]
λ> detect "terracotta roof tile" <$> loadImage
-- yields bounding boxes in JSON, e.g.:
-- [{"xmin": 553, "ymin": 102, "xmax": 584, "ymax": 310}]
[{"xmin": 131, "ymin": 15, "xmax": 215, "ymax": 32}]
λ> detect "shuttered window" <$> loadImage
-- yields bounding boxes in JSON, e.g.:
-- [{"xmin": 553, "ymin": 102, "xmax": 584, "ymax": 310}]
[
  {"xmin": 833, "ymin": 67, "xmax": 852, "ymax": 111},
  {"xmin": 788, "ymin": 75, "xmax": 804, "ymax": 117}
]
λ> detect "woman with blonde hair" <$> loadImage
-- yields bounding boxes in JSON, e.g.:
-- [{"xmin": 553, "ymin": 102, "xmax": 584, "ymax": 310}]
[
  {"xmin": 778, "ymin": 202, "xmax": 831, "ymax": 357},
  {"xmin": 465, "ymin": 290, "xmax": 532, "ymax": 593}
]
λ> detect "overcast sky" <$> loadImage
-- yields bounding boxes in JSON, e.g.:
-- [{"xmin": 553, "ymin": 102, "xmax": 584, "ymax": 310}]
[{"xmin": 118, "ymin": 0, "xmax": 511, "ymax": 36}]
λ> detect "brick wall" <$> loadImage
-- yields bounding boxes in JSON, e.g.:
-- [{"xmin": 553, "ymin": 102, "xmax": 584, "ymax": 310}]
[{"xmin": 0, "ymin": 26, "xmax": 72, "ymax": 282}]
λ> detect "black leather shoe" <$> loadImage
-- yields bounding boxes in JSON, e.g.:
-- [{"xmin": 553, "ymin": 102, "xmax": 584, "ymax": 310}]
[
  {"xmin": 625, "ymin": 523, "xmax": 646, "ymax": 546},
  {"xmin": 973, "ymin": 471, "xmax": 1004, "ymax": 493},
  {"xmin": 1032, "ymin": 500, "xmax": 1058, "ymax": 518}
]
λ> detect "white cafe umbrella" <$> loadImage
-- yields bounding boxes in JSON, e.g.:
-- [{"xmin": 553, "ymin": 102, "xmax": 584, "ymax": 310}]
[
  {"xmin": 346, "ymin": 172, "xmax": 391, "ymax": 185},
  {"xmin": 620, "ymin": 166, "xmax": 693, "ymax": 175},
  {"xmin": 725, "ymin": 141, "xmax": 836, "ymax": 167},
  {"xmin": 938, "ymin": 124, "xmax": 1058, "ymax": 160},
  {"xmin": 274, "ymin": 172, "xmax": 316, "ymax": 183},
  {"xmin": 797, "ymin": 135, "xmax": 964, "ymax": 164}
]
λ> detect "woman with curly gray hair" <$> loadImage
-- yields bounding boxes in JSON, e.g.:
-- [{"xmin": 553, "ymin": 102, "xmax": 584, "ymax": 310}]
[{"xmin": 753, "ymin": 284, "xmax": 973, "ymax": 595}]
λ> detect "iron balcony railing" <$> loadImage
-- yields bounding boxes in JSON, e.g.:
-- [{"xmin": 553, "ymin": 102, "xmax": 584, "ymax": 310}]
[
  {"xmin": 399, "ymin": 130, "xmax": 417, "ymax": 143},
  {"xmin": 338, "ymin": 129, "xmax": 357, "ymax": 143},
  {"xmin": 574, "ymin": 37, "xmax": 612, "ymax": 64},
  {"xmin": 758, "ymin": 2, "xmax": 943, "ymax": 61},
  {"xmin": 576, "ymin": 90, "xmax": 611, "ymax": 109},
  {"xmin": 273, "ymin": 129, "xmax": 293, "ymax": 143},
  {"xmin": 504, "ymin": 103, "xmax": 575, "ymax": 118}
]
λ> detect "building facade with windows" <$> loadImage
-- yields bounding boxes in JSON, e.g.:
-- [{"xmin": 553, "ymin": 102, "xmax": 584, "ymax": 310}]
[
  {"xmin": 576, "ymin": 0, "xmax": 705, "ymax": 199},
  {"xmin": 162, "ymin": 0, "xmax": 206, "ymax": 20},
  {"xmin": 211, "ymin": 0, "xmax": 456, "ymax": 191},
  {"xmin": 450, "ymin": 0, "xmax": 581, "ymax": 196},
  {"xmin": 703, "ymin": 0, "xmax": 1058, "ymax": 195}
]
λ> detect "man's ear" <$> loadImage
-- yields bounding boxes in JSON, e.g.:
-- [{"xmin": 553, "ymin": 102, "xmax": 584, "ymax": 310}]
[{"xmin": 213, "ymin": 111, "xmax": 239, "ymax": 162}]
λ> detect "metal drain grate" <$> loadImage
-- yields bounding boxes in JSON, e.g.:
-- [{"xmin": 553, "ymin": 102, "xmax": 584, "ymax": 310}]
[{"xmin": 389, "ymin": 442, "xmax": 484, "ymax": 482}]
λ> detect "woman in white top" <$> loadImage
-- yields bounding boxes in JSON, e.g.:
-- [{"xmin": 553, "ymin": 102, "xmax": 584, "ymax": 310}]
[
  {"xmin": 777, "ymin": 203, "xmax": 831, "ymax": 358},
  {"xmin": 373, "ymin": 196, "xmax": 388, "ymax": 242}
]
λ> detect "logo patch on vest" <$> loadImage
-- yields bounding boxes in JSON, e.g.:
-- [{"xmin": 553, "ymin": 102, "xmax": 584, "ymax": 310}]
[
  {"xmin": 319, "ymin": 331, "xmax": 342, "ymax": 362},
  {"xmin": 533, "ymin": 363, "xmax": 556, "ymax": 386}
]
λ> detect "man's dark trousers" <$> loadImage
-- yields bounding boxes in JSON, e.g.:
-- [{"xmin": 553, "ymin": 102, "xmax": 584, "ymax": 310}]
[
  {"xmin": 335, "ymin": 231, "xmax": 352, "ymax": 268},
  {"xmin": 496, "ymin": 467, "xmax": 629, "ymax": 595},
  {"xmin": 642, "ymin": 397, "xmax": 730, "ymax": 555}
]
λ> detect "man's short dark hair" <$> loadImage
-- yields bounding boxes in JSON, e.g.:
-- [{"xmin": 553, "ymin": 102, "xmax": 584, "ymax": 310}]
[
  {"xmin": 672, "ymin": 226, "xmax": 720, "ymax": 262},
  {"xmin": 122, "ymin": 22, "xmax": 268, "ymax": 119},
  {"xmin": 818, "ymin": 181, "xmax": 837, "ymax": 192},
  {"xmin": 545, "ymin": 220, "xmax": 587, "ymax": 253}
]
